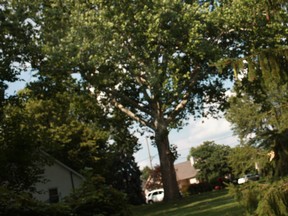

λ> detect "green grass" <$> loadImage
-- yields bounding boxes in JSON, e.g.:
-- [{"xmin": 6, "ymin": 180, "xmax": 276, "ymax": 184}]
[{"xmin": 130, "ymin": 190, "xmax": 245, "ymax": 216}]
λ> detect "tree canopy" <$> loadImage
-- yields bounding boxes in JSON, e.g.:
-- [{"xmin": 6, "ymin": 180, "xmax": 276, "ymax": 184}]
[
  {"xmin": 0, "ymin": 75, "xmax": 144, "ymax": 203},
  {"xmin": 2, "ymin": 0, "xmax": 288, "ymax": 205},
  {"xmin": 0, "ymin": 96, "xmax": 45, "ymax": 192},
  {"xmin": 34, "ymin": 0, "xmax": 232, "ymax": 201},
  {"xmin": 0, "ymin": 1, "xmax": 40, "ymax": 93},
  {"xmin": 188, "ymin": 141, "xmax": 232, "ymax": 182}
]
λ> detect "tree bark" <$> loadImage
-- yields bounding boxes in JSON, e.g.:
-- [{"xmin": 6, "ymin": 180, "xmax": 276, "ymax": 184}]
[
  {"xmin": 273, "ymin": 129, "xmax": 288, "ymax": 177},
  {"xmin": 155, "ymin": 124, "xmax": 181, "ymax": 202}
]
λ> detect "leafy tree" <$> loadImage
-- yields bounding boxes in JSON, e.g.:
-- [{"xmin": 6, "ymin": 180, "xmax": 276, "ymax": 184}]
[
  {"xmin": 36, "ymin": 0, "xmax": 231, "ymax": 201},
  {"xmin": 188, "ymin": 141, "xmax": 232, "ymax": 182},
  {"xmin": 24, "ymin": 76, "xmax": 143, "ymax": 204},
  {"xmin": 99, "ymin": 110, "xmax": 144, "ymax": 205},
  {"xmin": 145, "ymin": 165, "xmax": 163, "ymax": 191},
  {"xmin": 141, "ymin": 166, "xmax": 152, "ymax": 182},
  {"xmin": 0, "ymin": 77, "xmax": 104, "ymax": 192},
  {"xmin": 1, "ymin": 74, "xmax": 143, "ymax": 205},
  {"xmin": 0, "ymin": 0, "xmax": 47, "ymax": 192},
  {"xmin": 25, "ymin": 76, "xmax": 111, "ymax": 172},
  {"xmin": 0, "ymin": 1, "xmax": 40, "ymax": 96},
  {"xmin": 0, "ymin": 96, "xmax": 46, "ymax": 192},
  {"xmin": 213, "ymin": 0, "xmax": 288, "ymax": 70}
]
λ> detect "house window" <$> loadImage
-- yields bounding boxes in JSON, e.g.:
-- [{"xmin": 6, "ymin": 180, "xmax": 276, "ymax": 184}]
[{"xmin": 49, "ymin": 188, "xmax": 59, "ymax": 203}]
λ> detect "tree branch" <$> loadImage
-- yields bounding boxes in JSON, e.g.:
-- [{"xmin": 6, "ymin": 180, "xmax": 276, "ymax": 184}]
[
  {"xmin": 108, "ymin": 89, "xmax": 154, "ymax": 117},
  {"xmin": 166, "ymin": 91, "xmax": 190, "ymax": 124},
  {"xmin": 166, "ymin": 67, "xmax": 201, "ymax": 124},
  {"xmin": 111, "ymin": 98, "xmax": 154, "ymax": 129}
]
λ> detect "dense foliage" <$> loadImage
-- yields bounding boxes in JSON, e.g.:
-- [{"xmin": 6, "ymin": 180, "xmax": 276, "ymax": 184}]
[
  {"xmin": 0, "ymin": 186, "xmax": 70, "ymax": 216},
  {"xmin": 188, "ymin": 141, "xmax": 232, "ymax": 182},
  {"xmin": 33, "ymin": 0, "xmax": 232, "ymax": 201},
  {"xmin": 0, "ymin": 96, "xmax": 46, "ymax": 192},
  {"xmin": 227, "ymin": 145, "xmax": 272, "ymax": 178},
  {"xmin": 1, "ymin": 0, "xmax": 288, "ymax": 212},
  {"xmin": 1, "ymin": 76, "xmax": 143, "ymax": 205},
  {"xmin": 228, "ymin": 178, "xmax": 288, "ymax": 216},
  {"xmin": 66, "ymin": 176, "xmax": 131, "ymax": 216},
  {"xmin": 0, "ymin": 180, "xmax": 131, "ymax": 216},
  {"xmin": 0, "ymin": 1, "xmax": 39, "ymax": 94}
]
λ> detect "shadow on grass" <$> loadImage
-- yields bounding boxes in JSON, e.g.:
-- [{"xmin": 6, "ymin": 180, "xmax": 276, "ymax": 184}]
[{"xmin": 130, "ymin": 190, "xmax": 245, "ymax": 216}]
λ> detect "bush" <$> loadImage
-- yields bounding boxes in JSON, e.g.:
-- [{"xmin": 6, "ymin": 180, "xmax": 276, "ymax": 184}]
[
  {"xmin": 66, "ymin": 176, "xmax": 131, "ymax": 216},
  {"xmin": 0, "ymin": 186, "xmax": 70, "ymax": 216},
  {"xmin": 187, "ymin": 182, "xmax": 213, "ymax": 195},
  {"xmin": 0, "ymin": 176, "xmax": 131, "ymax": 216}
]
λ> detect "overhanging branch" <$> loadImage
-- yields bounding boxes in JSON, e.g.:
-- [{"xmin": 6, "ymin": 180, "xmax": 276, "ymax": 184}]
[
  {"xmin": 108, "ymin": 89, "xmax": 154, "ymax": 117},
  {"xmin": 166, "ymin": 67, "xmax": 201, "ymax": 124},
  {"xmin": 166, "ymin": 92, "xmax": 190, "ymax": 124},
  {"xmin": 111, "ymin": 98, "xmax": 154, "ymax": 129}
]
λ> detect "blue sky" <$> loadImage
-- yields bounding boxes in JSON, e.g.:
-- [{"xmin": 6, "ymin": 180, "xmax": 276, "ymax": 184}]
[
  {"xmin": 5, "ymin": 70, "xmax": 36, "ymax": 96},
  {"xmin": 6, "ymin": 72, "xmax": 239, "ymax": 169}
]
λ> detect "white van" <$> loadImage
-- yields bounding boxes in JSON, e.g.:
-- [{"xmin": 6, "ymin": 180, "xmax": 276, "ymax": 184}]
[{"xmin": 145, "ymin": 188, "xmax": 164, "ymax": 204}]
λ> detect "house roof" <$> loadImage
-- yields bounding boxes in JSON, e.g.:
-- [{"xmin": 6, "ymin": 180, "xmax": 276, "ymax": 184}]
[
  {"xmin": 41, "ymin": 151, "xmax": 85, "ymax": 180},
  {"xmin": 174, "ymin": 161, "xmax": 197, "ymax": 181}
]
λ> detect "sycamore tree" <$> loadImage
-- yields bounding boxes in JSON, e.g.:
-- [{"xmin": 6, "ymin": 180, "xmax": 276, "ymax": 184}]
[{"xmin": 34, "ymin": 0, "xmax": 232, "ymax": 201}]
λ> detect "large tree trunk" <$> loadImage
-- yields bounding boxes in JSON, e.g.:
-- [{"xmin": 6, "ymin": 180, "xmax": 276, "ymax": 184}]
[
  {"xmin": 273, "ymin": 129, "xmax": 288, "ymax": 177},
  {"xmin": 155, "ymin": 125, "xmax": 181, "ymax": 202}
]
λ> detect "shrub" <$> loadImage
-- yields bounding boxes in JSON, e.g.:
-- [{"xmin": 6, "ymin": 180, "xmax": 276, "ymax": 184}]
[
  {"xmin": 66, "ymin": 176, "xmax": 131, "ymax": 216},
  {"xmin": 0, "ymin": 177, "xmax": 131, "ymax": 216},
  {"xmin": 0, "ymin": 186, "xmax": 70, "ymax": 216},
  {"xmin": 187, "ymin": 182, "xmax": 213, "ymax": 195}
]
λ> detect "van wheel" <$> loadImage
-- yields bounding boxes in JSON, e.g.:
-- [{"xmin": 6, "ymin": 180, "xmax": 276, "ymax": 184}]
[{"xmin": 148, "ymin": 200, "xmax": 153, "ymax": 204}]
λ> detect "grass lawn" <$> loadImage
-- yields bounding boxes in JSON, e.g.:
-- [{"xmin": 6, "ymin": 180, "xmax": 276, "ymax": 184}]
[{"xmin": 130, "ymin": 189, "xmax": 245, "ymax": 216}]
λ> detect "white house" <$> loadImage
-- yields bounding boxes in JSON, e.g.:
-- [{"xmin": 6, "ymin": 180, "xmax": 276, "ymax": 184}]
[{"xmin": 33, "ymin": 155, "xmax": 85, "ymax": 203}]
